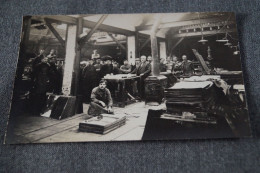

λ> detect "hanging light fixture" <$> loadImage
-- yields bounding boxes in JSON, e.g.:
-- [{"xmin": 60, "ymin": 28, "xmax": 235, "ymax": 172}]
[
  {"xmin": 224, "ymin": 41, "xmax": 232, "ymax": 46},
  {"xmin": 198, "ymin": 35, "xmax": 208, "ymax": 44},
  {"xmin": 216, "ymin": 32, "xmax": 229, "ymax": 42},
  {"xmin": 197, "ymin": 13, "xmax": 208, "ymax": 44},
  {"xmin": 233, "ymin": 45, "xmax": 240, "ymax": 55}
]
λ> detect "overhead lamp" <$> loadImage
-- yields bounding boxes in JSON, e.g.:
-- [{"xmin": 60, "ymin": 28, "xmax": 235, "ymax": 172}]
[
  {"xmin": 216, "ymin": 33, "xmax": 229, "ymax": 42},
  {"xmin": 198, "ymin": 35, "xmax": 208, "ymax": 44},
  {"xmin": 197, "ymin": 13, "xmax": 208, "ymax": 44},
  {"xmin": 216, "ymin": 38, "xmax": 229, "ymax": 42},
  {"xmin": 233, "ymin": 51, "xmax": 240, "ymax": 55},
  {"xmin": 233, "ymin": 46, "xmax": 240, "ymax": 55},
  {"xmin": 224, "ymin": 42, "xmax": 232, "ymax": 46}
]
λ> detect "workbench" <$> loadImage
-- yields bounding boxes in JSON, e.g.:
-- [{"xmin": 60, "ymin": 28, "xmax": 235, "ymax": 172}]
[{"xmin": 104, "ymin": 74, "xmax": 141, "ymax": 107}]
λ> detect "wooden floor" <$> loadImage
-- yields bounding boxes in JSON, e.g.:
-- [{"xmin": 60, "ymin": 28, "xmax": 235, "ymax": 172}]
[{"xmin": 9, "ymin": 102, "xmax": 165, "ymax": 144}]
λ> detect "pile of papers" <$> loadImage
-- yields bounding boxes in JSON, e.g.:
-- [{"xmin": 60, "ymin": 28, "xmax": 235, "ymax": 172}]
[
  {"xmin": 183, "ymin": 75, "xmax": 220, "ymax": 82},
  {"xmin": 165, "ymin": 81, "xmax": 216, "ymax": 112},
  {"xmin": 79, "ymin": 114, "xmax": 126, "ymax": 134}
]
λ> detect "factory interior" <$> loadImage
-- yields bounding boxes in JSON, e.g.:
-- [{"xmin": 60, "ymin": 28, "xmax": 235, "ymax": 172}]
[{"xmin": 5, "ymin": 13, "xmax": 251, "ymax": 144}]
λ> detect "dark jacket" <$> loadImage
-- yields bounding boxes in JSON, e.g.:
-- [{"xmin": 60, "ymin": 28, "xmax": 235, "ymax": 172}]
[
  {"xmin": 82, "ymin": 65, "xmax": 97, "ymax": 80},
  {"xmin": 131, "ymin": 61, "xmax": 151, "ymax": 77},
  {"xmin": 112, "ymin": 66, "xmax": 121, "ymax": 75},
  {"xmin": 181, "ymin": 60, "xmax": 194, "ymax": 76},
  {"xmin": 100, "ymin": 64, "xmax": 113, "ymax": 78}
]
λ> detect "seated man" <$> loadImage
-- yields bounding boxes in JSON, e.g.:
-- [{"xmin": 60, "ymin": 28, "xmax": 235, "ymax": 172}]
[
  {"xmin": 120, "ymin": 59, "xmax": 132, "ymax": 74},
  {"xmin": 88, "ymin": 79, "xmax": 114, "ymax": 116}
]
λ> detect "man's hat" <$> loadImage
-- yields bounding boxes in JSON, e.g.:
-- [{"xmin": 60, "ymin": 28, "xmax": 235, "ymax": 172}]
[
  {"xmin": 80, "ymin": 61, "xmax": 88, "ymax": 65},
  {"xmin": 101, "ymin": 55, "xmax": 113, "ymax": 61}
]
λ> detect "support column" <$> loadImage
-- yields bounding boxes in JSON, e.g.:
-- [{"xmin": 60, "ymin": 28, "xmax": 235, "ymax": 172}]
[
  {"xmin": 72, "ymin": 18, "xmax": 83, "ymax": 96},
  {"xmin": 127, "ymin": 36, "xmax": 136, "ymax": 65},
  {"xmin": 62, "ymin": 24, "xmax": 78, "ymax": 96},
  {"xmin": 135, "ymin": 32, "xmax": 140, "ymax": 58},
  {"xmin": 150, "ymin": 15, "xmax": 162, "ymax": 76},
  {"xmin": 159, "ymin": 41, "xmax": 167, "ymax": 60},
  {"xmin": 144, "ymin": 14, "xmax": 167, "ymax": 105},
  {"xmin": 21, "ymin": 16, "xmax": 31, "ymax": 50},
  {"xmin": 166, "ymin": 36, "xmax": 172, "ymax": 57},
  {"xmin": 18, "ymin": 16, "xmax": 31, "ymax": 81}
]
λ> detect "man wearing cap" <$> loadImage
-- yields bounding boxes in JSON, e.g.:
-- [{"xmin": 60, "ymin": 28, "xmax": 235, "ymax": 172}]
[{"xmin": 99, "ymin": 56, "xmax": 113, "ymax": 78}]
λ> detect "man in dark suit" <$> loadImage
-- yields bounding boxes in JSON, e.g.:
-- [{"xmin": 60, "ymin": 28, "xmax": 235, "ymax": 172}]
[
  {"xmin": 131, "ymin": 55, "xmax": 151, "ymax": 98},
  {"xmin": 131, "ymin": 55, "xmax": 151, "ymax": 77}
]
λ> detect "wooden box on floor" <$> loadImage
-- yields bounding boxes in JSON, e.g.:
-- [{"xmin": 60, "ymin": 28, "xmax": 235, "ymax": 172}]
[
  {"xmin": 79, "ymin": 114, "xmax": 126, "ymax": 134},
  {"xmin": 49, "ymin": 95, "xmax": 83, "ymax": 120}
]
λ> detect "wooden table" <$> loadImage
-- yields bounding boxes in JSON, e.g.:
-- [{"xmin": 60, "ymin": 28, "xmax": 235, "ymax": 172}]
[{"xmin": 104, "ymin": 74, "xmax": 141, "ymax": 107}]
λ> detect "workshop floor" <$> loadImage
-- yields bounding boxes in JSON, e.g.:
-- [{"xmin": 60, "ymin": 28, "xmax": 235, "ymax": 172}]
[{"xmin": 7, "ymin": 102, "xmax": 166, "ymax": 144}]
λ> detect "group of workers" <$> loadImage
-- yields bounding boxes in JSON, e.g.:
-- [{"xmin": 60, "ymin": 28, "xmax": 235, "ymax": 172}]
[
  {"xmin": 81, "ymin": 52, "xmax": 195, "ymax": 116},
  {"xmin": 27, "ymin": 47, "xmax": 195, "ymax": 116},
  {"xmin": 29, "ymin": 49, "xmax": 63, "ymax": 115}
]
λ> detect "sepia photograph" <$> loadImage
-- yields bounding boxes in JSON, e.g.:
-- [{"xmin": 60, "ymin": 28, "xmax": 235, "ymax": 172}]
[{"xmin": 4, "ymin": 12, "xmax": 251, "ymax": 144}]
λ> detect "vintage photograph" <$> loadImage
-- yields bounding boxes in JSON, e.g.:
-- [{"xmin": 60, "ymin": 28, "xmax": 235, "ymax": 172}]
[{"xmin": 5, "ymin": 12, "xmax": 251, "ymax": 144}]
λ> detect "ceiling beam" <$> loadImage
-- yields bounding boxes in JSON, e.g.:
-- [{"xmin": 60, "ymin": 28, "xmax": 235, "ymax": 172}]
[
  {"xmin": 44, "ymin": 19, "xmax": 65, "ymax": 47},
  {"xmin": 43, "ymin": 15, "xmax": 77, "ymax": 25},
  {"xmin": 136, "ymin": 17, "xmax": 230, "ymax": 31},
  {"xmin": 79, "ymin": 15, "xmax": 108, "ymax": 45},
  {"xmin": 179, "ymin": 21, "xmax": 235, "ymax": 30},
  {"xmin": 83, "ymin": 19, "xmax": 135, "ymax": 36},
  {"xmin": 94, "ymin": 40, "xmax": 126, "ymax": 46},
  {"xmin": 169, "ymin": 37, "xmax": 184, "ymax": 56},
  {"xmin": 107, "ymin": 33, "xmax": 126, "ymax": 50},
  {"xmin": 35, "ymin": 15, "xmax": 165, "ymax": 39},
  {"xmin": 139, "ymin": 37, "xmax": 150, "ymax": 50},
  {"xmin": 173, "ymin": 28, "xmax": 237, "ymax": 38}
]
